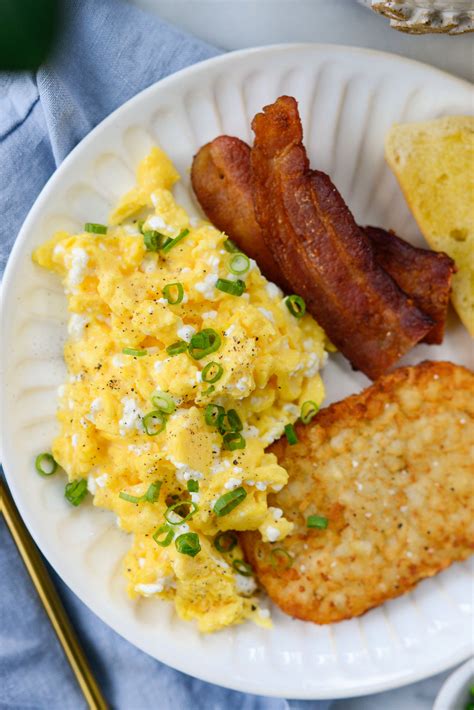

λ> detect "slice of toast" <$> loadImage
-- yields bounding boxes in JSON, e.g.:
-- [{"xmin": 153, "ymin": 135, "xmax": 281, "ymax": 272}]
[
  {"xmin": 385, "ymin": 116, "xmax": 474, "ymax": 335},
  {"xmin": 240, "ymin": 361, "xmax": 474, "ymax": 624}
]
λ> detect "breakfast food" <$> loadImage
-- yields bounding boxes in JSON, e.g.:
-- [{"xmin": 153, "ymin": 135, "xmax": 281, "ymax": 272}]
[
  {"xmin": 191, "ymin": 135, "xmax": 286, "ymax": 289},
  {"xmin": 32, "ymin": 146, "xmax": 328, "ymax": 632},
  {"xmin": 31, "ymin": 93, "xmax": 472, "ymax": 635},
  {"xmin": 365, "ymin": 226, "xmax": 455, "ymax": 344},
  {"xmin": 241, "ymin": 361, "xmax": 474, "ymax": 624},
  {"xmin": 251, "ymin": 96, "xmax": 433, "ymax": 380},
  {"xmin": 192, "ymin": 136, "xmax": 455, "ymax": 345},
  {"xmin": 385, "ymin": 116, "xmax": 474, "ymax": 336}
]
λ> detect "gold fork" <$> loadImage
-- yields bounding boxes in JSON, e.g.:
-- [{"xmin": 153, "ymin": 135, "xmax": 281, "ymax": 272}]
[{"xmin": 0, "ymin": 478, "xmax": 108, "ymax": 710}]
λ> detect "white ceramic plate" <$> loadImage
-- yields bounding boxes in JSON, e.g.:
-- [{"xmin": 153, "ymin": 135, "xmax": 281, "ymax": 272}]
[{"xmin": 1, "ymin": 45, "xmax": 473, "ymax": 699}]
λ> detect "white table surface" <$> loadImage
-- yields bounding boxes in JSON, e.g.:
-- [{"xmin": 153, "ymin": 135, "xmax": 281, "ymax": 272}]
[{"xmin": 128, "ymin": 1, "xmax": 473, "ymax": 706}]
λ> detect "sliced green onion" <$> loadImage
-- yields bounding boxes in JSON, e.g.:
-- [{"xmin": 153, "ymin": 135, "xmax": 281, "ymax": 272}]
[
  {"xmin": 164, "ymin": 500, "xmax": 199, "ymax": 525},
  {"xmin": 65, "ymin": 479, "xmax": 88, "ymax": 506},
  {"xmin": 227, "ymin": 409, "xmax": 243, "ymax": 432},
  {"xmin": 35, "ymin": 452, "xmax": 57, "ymax": 477},
  {"xmin": 222, "ymin": 432, "xmax": 246, "ymax": 451},
  {"xmin": 301, "ymin": 400, "xmax": 319, "ymax": 425},
  {"xmin": 162, "ymin": 282, "xmax": 184, "ymax": 305},
  {"xmin": 201, "ymin": 361, "xmax": 223, "ymax": 384},
  {"xmin": 217, "ymin": 408, "xmax": 242, "ymax": 434},
  {"xmin": 270, "ymin": 548, "xmax": 294, "ymax": 570},
  {"xmin": 213, "ymin": 487, "xmax": 247, "ymax": 516},
  {"xmin": 151, "ymin": 390, "xmax": 176, "ymax": 414},
  {"xmin": 119, "ymin": 491, "xmax": 143, "ymax": 504},
  {"xmin": 284, "ymin": 423, "xmax": 298, "ymax": 445},
  {"xmin": 84, "ymin": 222, "xmax": 107, "ymax": 235},
  {"xmin": 204, "ymin": 403, "xmax": 224, "ymax": 427},
  {"xmin": 188, "ymin": 329, "xmax": 221, "ymax": 360},
  {"xmin": 232, "ymin": 559, "xmax": 253, "ymax": 576},
  {"xmin": 142, "ymin": 410, "xmax": 167, "ymax": 436},
  {"xmin": 229, "ymin": 253, "xmax": 250, "ymax": 275},
  {"xmin": 153, "ymin": 524, "xmax": 174, "ymax": 547},
  {"xmin": 214, "ymin": 531, "xmax": 238, "ymax": 553},
  {"xmin": 166, "ymin": 340, "xmax": 188, "ymax": 357},
  {"xmin": 307, "ymin": 514, "xmax": 329, "ymax": 530},
  {"xmin": 202, "ymin": 385, "xmax": 215, "ymax": 397},
  {"xmin": 143, "ymin": 230, "xmax": 164, "ymax": 251},
  {"xmin": 285, "ymin": 294, "xmax": 306, "ymax": 318},
  {"xmin": 175, "ymin": 532, "xmax": 201, "ymax": 557},
  {"xmin": 223, "ymin": 238, "xmax": 240, "ymax": 253},
  {"xmin": 144, "ymin": 481, "xmax": 162, "ymax": 502},
  {"xmin": 216, "ymin": 278, "xmax": 246, "ymax": 297},
  {"xmin": 120, "ymin": 481, "xmax": 162, "ymax": 504},
  {"xmin": 122, "ymin": 347, "xmax": 147, "ymax": 357},
  {"xmin": 162, "ymin": 228, "xmax": 190, "ymax": 254},
  {"xmin": 187, "ymin": 480, "xmax": 199, "ymax": 493}
]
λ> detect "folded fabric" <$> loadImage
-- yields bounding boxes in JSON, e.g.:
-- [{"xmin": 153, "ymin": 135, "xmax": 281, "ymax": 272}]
[{"xmin": 0, "ymin": 1, "xmax": 331, "ymax": 708}]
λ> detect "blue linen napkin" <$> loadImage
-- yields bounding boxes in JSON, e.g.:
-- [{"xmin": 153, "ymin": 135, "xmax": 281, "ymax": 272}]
[{"xmin": 0, "ymin": 1, "xmax": 331, "ymax": 708}]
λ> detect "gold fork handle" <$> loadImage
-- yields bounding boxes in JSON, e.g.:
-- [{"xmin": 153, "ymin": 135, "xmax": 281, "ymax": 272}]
[{"xmin": 0, "ymin": 478, "xmax": 108, "ymax": 710}]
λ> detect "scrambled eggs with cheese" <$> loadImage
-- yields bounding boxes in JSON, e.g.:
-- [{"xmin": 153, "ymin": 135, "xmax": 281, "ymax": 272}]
[{"xmin": 33, "ymin": 147, "xmax": 327, "ymax": 632}]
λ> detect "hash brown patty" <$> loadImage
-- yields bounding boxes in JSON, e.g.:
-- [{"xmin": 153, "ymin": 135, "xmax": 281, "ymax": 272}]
[{"xmin": 241, "ymin": 361, "xmax": 474, "ymax": 624}]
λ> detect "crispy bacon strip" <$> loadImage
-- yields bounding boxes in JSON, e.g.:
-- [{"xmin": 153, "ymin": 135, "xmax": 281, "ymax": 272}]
[
  {"xmin": 250, "ymin": 96, "xmax": 433, "ymax": 380},
  {"xmin": 191, "ymin": 136, "xmax": 453, "ymax": 346},
  {"xmin": 364, "ymin": 226, "xmax": 455, "ymax": 344},
  {"xmin": 191, "ymin": 136, "xmax": 286, "ymax": 288}
]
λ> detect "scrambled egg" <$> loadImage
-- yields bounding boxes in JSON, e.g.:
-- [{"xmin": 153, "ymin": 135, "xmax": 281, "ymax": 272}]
[{"xmin": 33, "ymin": 146, "xmax": 327, "ymax": 632}]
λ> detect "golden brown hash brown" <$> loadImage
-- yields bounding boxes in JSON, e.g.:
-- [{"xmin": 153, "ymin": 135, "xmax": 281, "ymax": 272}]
[{"xmin": 241, "ymin": 361, "xmax": 474, "ymax": 624}]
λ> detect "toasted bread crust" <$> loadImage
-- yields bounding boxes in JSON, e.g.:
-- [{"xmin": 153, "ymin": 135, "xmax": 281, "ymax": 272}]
[{"xmin": 241, "ymin": 361, "xmax": 474, "ymax": 624}]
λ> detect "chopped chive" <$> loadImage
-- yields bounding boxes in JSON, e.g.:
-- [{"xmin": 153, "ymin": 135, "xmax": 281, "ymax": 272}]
[
  {"xmin": 223, "ymin": 238, "xmax": 240, "ymax": 253},
  {"xmin": 162, "ymin": 228, "xmax": 190, "ymax": 254},
  {"xmin": 164, "ymin": 501, "xmax": 199, "ymax": 525},
  {"xmin": 187, "ymin": 480, "xmax": 199, "ymax": 493},
  {"xmin": 142, "ymin": 411, "xmax": 167, "ymax": 436},
  {"xmin": 166, "ymin": 340, "xmax": 188, "ymax": 357},
  {"xmin": 222, "ymin": 432, "xmax": 246, "ymax": 451},
  {"xmin": 119, "ymin": 491, "xmax": 142, "ymax": 504},
  {"xmin": 84, "ymin": 222, "xmax": 107, "ymax": 234},
  {"xmin": 65, "ymin": 479, "xmax": 88, "ymax": 506},
  {"xmin": 201, "ymin": 361, "xmax": 223, "ymax": 384},
  {"xmin": 143, "ymin": 230, "xmax": 164, "ymax": 251},
  {"xmin": 162, "ymin": 282, "xmax": 184, "ymax": 305},
  {"xmin": 301, "ymin": 400, "xmax": 319, "ymax": 424},
  {"xmin": 285, "ymin": 294, "xmax": 306, "ymax": 318},
  {"xmin": 213, "ymin": 487, "xmax": 247, "ymax": 516},
  {"xmin": 204, "ymin": 403, "xmax": 224, "ymax": 427},
  {"xmin": 188, "ymin": 329, "xmax": 221, "ymax": 360},
  {"xmin": 119, "ymin": 481, "xmax": 162, "ymax": 504},
  {"xmin": 229, "ymin": 253, "xmax": 250, "ymax": 275},
  {"xmin": 35, "ymin": 452, "xmax": 57, "ymax": 477},
  {"xmin": 284, "ymin": 423, "xmax": 298, "ymax": 445},
  {"xmin": 214, "ymin": 531, "xmax": 238, "ymax": 553},
  {"xmin": 151, "ymin": 390, "xmax": 176, "ymax": 414},
  {"xmin": 122, "ymin": 347, "xmax": 147, "ymax": 357},
  {"xmin": 216, "ymin": 278, "xmax": 246, "ymax": 297},
  {"xmin": 144, "ymin": 481, "xmax": 161, "ymax": 502},
  {"xmin": 218, "ymin": 408, "xmax": 242, "ymax": 434},
  {"xmin": 175, "ymin": 532, "xmax": 201, "ymax": 557},
  {"xmin": 307, "ymin": 514, "xmax": 329, "ymax": 530},
  {"xmin": 232, "ymin": 559, "xmax": 253, "ymax": 576},
  {"xmin": 153, "ymin": 523, "xmax": 174, "ymax": 547},
  {"xmin": 270, "ymin": 547, "xmax": 294, "ymax": 570}
]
